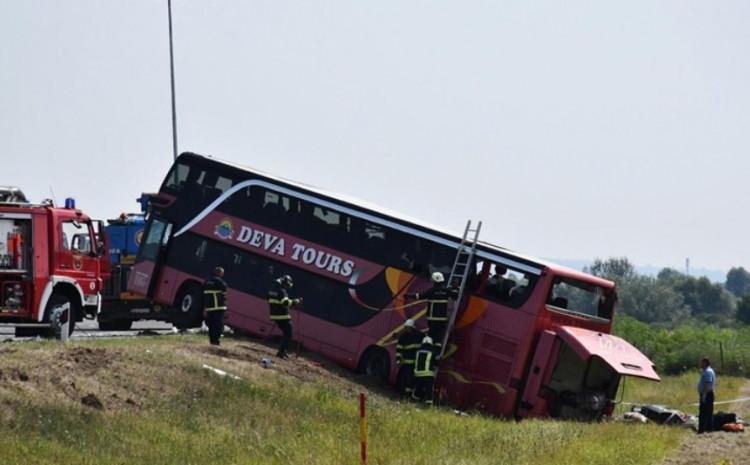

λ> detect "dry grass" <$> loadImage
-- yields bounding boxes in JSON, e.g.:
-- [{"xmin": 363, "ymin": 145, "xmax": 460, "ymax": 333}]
[{"xmin": 0, "ymin": 335, "xmax": 715, "ymax": 465}]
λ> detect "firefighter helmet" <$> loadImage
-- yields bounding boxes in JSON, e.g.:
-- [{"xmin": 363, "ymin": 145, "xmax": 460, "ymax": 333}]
[
  {"xmin": 404, "ymin": 319, "xmax": 415, "ymax": 329},
  {"xmin": 431, "ymin": 272, "xmax": 445, "ymax": 283},
  {"xmin": 278, "ymin": 274, "xmax": 293, "ymax": 288},
  {"xmin": 422, "ymin": 336, "xmax": 433, "ymax": 345}
]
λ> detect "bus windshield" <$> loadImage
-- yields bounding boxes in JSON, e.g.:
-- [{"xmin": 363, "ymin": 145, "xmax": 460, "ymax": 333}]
[{"xmin": 547, "ymin": 277, "xmax": 615, "ymax": 321}]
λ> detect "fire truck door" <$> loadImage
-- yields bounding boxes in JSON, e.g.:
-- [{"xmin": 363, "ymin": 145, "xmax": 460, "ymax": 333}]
[{"xmin": 58, "ymin": 220, "xmax": 100, "ymax": 297}]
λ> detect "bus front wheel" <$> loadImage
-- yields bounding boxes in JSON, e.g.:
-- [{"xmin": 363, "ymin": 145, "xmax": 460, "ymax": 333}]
[
  {"xmin": 174, "ymin": 282, "xmax": 203, "ymax": 329},
  {"xmin": 359, "ymin": 347, "xmax": 391, "ymax": 383}
]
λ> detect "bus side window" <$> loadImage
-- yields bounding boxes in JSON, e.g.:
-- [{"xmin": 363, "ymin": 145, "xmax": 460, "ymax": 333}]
[
  {"xmin": 215, "ymin": 176, "xmax": 233, "ymax": 193},
  {"xmin": 481, "ymin": 262, "xmax": 536, "ymax": 308},
  {"xmin": 164, "ymin": 163, "xmax": 190, "ymax": 192}
]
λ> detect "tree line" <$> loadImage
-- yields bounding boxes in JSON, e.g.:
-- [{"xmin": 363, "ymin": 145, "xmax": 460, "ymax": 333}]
[{"xmin": 585, "ymin": 257, "xmax": 750, "ymax": 326}]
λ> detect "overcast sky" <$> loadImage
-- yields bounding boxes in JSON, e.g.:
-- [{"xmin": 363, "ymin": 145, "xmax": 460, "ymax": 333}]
[{"xmin": 1, "ymin": 1, "xmax": 748, "ymax": 272}]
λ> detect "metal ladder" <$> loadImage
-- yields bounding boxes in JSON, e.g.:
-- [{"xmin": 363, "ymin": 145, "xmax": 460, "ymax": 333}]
[{"xmin": 439, "ymin": 220, "xmax": 482, "ymax": 358}]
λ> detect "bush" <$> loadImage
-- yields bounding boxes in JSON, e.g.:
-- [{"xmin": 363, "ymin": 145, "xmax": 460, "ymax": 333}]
[{"xmin": 614, "ymin": 315, "xmax": 750, "ymax": 376}]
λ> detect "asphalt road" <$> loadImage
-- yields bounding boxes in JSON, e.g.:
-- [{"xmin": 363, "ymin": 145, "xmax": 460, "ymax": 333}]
[{"xmin": 0, "ymin": 319, "xmax": 177, "ymax": 341}]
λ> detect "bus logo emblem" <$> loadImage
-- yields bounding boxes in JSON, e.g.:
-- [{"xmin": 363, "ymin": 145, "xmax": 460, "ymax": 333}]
[{"xmin": 214, "ymin": 219, "xmax": 234, "ymax": 240}]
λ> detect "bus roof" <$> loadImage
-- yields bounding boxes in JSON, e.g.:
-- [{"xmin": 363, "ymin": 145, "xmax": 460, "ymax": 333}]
[{"xmin": 175, "ymin": 152, "xmax": 612, "ymax": 285}]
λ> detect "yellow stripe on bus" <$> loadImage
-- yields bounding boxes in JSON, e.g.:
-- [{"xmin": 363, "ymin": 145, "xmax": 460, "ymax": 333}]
[
  {"xmin": 441, "ymin": 370, "xmax": 506, "ymax": 395},
  {"xmin": 375, "ymin": 309, "xmax": 427, "ymax": 347}
]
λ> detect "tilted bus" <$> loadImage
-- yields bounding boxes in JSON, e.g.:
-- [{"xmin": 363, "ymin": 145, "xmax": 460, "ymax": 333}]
[{"xmin": 129, "ymin": 152, "xmax": 659, "ymax": 419}]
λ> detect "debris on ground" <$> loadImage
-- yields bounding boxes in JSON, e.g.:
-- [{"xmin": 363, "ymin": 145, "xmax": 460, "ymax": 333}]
[
  {"xmin": 623, "ymin": 411, "xmax": 648, "ymax": 423},
  {"xmin": 201, "ymin": 364, "xmax": 242, "ymax": 380},
  {"xmin": 81, "ymin": 393, "xmax": 104, "ymax": 410}
]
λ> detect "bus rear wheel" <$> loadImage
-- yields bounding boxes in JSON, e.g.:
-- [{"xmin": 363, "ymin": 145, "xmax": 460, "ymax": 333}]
[
  {"xmin": 359, "ymin": 347, "xmax": 391, "ymax": 383},
  {"xmin": 174, "ymin": 282, "xmax": 203, "ymax": 329}
]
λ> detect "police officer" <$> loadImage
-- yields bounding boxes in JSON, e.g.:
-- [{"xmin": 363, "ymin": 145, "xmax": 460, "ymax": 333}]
[
  {"xmin": 411, "ymin": 336, "xmax": 438, "ymax": 405},
  {"xmin": 408, "ymin": 272, "xmax": 456, "ymax": 354},
  {"xmin": 267, "ymin": 274, "xmax": 303, "ymax": 359},
  {"xmin": 395, "ymin": 319, "xmax": 422, "ymax": 396},
  {"xmin": 203, "ymin": 266, "xmax": 228, "ymax": 346}
]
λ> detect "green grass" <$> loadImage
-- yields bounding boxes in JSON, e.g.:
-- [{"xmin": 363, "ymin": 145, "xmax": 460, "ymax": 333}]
[
  {"xmin": 0, "ymin": 336, "xmax": 738, "ymax": 465},
  {"xmin": 618, "ymin": 372, "xmax": 746, "ymax": 415}
]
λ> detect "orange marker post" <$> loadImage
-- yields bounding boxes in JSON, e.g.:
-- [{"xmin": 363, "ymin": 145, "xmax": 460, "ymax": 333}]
[{"xmin": 359, "ymin": 392, "xmax": 367, "ymax": 465}]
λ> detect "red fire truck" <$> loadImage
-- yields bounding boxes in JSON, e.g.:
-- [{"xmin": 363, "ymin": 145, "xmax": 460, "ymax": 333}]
[{"xmin": 0, "ymin": 187, "xmax": 108, "ymax": 338}]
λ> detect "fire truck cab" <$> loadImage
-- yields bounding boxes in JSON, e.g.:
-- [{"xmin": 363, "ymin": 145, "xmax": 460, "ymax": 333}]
[{"xmin": 0, "ymin": 187, "xmax": 107, "ymax": 338}]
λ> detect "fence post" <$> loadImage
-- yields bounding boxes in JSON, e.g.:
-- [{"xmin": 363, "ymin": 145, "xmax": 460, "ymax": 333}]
[
  {"xmin": 719, "ymin": 342, "xmax": 724, "ymax": 370},
  {"xmin": 359, "ymin": 393, "xmax": 367, "ymax": 465}
]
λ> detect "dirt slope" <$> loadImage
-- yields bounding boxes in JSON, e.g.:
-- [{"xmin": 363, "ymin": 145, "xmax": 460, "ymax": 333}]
[{"xmin": 0, "ymin": 334, "xmax": 385, "ymax": 420}]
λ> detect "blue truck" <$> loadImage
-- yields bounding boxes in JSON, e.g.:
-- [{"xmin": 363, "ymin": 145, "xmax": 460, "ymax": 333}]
[{"xmin": 98, "ymin": 212, "xmax": 152, "ymax": 330}]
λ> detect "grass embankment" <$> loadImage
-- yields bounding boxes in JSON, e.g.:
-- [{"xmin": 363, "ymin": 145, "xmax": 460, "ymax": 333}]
[{"xmin": 0, "ymin": 336, "xmax": 742, "ymax": 465}]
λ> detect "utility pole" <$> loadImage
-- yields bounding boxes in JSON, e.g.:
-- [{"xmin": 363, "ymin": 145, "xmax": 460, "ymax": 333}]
[{"xmin": 167, "ymin": 0, "xmax": 178, "ymax": 160}]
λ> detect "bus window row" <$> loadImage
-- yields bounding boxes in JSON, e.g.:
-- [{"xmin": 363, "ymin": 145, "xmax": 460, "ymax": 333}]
[{"xmin": 161, "ymin": 160, "xmax": 536, "ymax": 310}]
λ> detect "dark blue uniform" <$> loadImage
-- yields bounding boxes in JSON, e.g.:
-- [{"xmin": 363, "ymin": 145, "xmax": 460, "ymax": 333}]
[
  {"xmin": 396, "ymin": 328, "xmax": 423, "ymax": 395},
  {"xmin": 203, "ymin": 275, "xmax": 228, "ymax": 345},
  {"xmin": 413, "ymin": 284, "xmax": 456, "ymax": 352},
  {"xmin": 267, "ymin": 280, "xmax": 300, "ymax": 358}
]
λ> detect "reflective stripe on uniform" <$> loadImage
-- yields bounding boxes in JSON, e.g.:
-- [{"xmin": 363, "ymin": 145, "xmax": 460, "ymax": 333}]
[
  {"xmin": 268, "ymin": 298, "xmax": 293, "ymax": 306},
  {"xmin": 426, "ymin": 299, "xmax": 449, "ymax": 320},
  {"xmin": 396, "ymin": 343, "xmax": 421, "ymax": 350},
  {"xmin": 270, "ymin": 314, "xmax": 291, "ymax": 320},
  {"xmin": 204, "ymin": 290, "xmax": 226, "ymax": 311},
  {"xmin": 414, "ymin": 350, "xmax": 436, "ymax": 377}
]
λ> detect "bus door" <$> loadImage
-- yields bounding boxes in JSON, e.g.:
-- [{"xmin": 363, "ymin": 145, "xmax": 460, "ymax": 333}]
[
  {"xmin": 128, "ymin": 217, "xmax": 173, "ymax": 298},
  {"xmin": 517, "ymin": 330, "xmax": 560, "ymax": 417}
]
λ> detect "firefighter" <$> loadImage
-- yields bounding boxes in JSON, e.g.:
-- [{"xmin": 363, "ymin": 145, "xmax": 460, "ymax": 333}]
[
  {"xmin": 411, "ymin": 336, "xmax": 438, "ymax": 405},
  {"xmin": 408, "ymin": 272, "xmax": 456, "ymax": 354},
  {"xmin": 267, "ymin": 274, "xmax": 303, "ymax": 359},
  {"xmin": 203, "ymin": 266, "xmax": 228, "ymax": 346},
  {"xmin": 395, "ymin": 319, "xmax": 422, "ymax": 396}
]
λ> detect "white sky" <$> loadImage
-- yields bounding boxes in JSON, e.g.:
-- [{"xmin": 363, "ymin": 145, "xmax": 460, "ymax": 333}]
[{"xmin": 1, "ymin": 1, "xmax": 748, "ymax": 272}]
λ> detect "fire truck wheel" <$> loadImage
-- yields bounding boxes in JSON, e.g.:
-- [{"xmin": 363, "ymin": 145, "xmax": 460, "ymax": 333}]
[
  {"xmin": 47, "ymin": 294, "xmax": 76, "ymax": 339},
  {"xmin": 175, "ymin": 282, "xmax": 203, "ymax": 328},
  {"xmin": 358, "ymin": 347, "xmax": 391, "ymax": 383}
]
